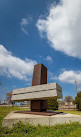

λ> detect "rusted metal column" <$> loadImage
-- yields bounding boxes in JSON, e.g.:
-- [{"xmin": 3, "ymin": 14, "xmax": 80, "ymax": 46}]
[{"xmin": 31, "ymin": 64, "xmax": 47, "ymax": 112}]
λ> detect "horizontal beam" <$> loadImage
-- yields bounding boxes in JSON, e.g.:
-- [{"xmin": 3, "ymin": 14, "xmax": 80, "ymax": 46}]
[{"xmin": 11, "ymin": 83, "xmax": 62, "ymax": 101}]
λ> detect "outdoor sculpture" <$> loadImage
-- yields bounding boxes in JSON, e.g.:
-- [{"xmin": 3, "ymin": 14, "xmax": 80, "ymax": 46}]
[
  {"xmin": 3, "ymin": 64, "xmax": 81, "ymax": 128},
  {"xmin": 11, "ymin": 64, "xmax": 62, "ymax": 112}
]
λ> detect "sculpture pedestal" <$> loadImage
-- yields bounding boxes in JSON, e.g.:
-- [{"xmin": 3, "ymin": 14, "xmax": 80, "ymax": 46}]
[{"xmin": 3, "ymin": 111, "xmax": 81, "ymax": 128}]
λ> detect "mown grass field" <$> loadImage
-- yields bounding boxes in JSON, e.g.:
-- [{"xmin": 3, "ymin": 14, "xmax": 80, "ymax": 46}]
[
  {"xmin": 0, "ymin": 107, "xmax": 81, "ymax": 137},
  {"xmin": 57, "ymin": 109, "xmax": 81, "ymax": 115}
]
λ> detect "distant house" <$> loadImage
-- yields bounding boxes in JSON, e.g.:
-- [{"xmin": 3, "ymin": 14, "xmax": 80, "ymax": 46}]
[
  {"xmin": 1, "ymin": 100, "xmax": 9, "ymax": 105},
  {"xmin": 58, "ymin": 101, "xmax": 76, "ymax": 110}
]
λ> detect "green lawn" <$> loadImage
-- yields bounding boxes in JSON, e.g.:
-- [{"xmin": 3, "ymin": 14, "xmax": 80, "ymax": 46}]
[
  {"xmin": 0, "ymin": 106, "xmax": 27, "ymax": 127},
  {"xmin": 0, "ymin": 107, "xmax": 81, "ymax": 137},
  {"xmin": 57, "ymin": 110, "xmax": 81, "ymax": 115}
]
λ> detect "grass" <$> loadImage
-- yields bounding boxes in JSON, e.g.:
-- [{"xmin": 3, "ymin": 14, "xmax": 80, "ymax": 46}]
[
  {"xmin": 0, "ymin": 106, "xmax": 27, "ymax": 127},
  {"xmin": 57, "ymin": 109, "xmax": 81, "ymax": 115},
  {"xmin": 0, "ymin": 107, "xmax": 81, "ymax": 137}
]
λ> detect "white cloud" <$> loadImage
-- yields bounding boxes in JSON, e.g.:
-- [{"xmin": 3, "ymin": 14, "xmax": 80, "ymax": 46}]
[
  {"xmin": 21, "ymin": 18, "xmax": 28, "ymax": 26},
  {"xmin": 20, "ymin": 18, "xmax": 28, "ymax": 35},
  {"xmin": 45, "ymin": 56, "xmax": 53, "ymax": 62},
  {"xmin": 58, "ymin": 70, "xmax": 81, "ymax": 84},
  {"xmin": 0, "ymin": 45, "xmax": 37, "ymax": 81},
  {"xmin": 36, "ymin": 0, "xmax": 81, "ymax": 59}
]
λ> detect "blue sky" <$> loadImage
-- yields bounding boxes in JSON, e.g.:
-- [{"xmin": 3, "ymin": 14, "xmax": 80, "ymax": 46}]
[{"xmin": 0, "ymin": 0, "xmax": 81, "ymax": 100}]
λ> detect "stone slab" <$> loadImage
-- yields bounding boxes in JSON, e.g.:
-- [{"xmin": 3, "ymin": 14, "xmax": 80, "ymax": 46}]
[
  {"xmin": 2, "ymin": 111, "xmax": 49, "ymax": 128},
  {"xmin": 50, "ymin": 113, "xmax": 81, "ymax": 126},
  {"xmin": 2, "ymin": 111, "xmax": 81, "ymax": 128},
  {"xmin": 11, "ymin": 83, "xmax": 62, "ymax": 101}
]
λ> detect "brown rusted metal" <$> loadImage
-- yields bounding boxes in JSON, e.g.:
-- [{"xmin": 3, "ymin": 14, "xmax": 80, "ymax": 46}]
[
  {"xmin": 15, "ymin": 111, "xmax": 63, "ymax": 116},
  {"xmin": 32, "ymin": 64, "xmax": 47, "ymax": 86},
  {"xmin": 31, "ymin": 64, "xmax": 48, "ymax": 112},
  {"xmin": 31, "ymin": 100, "xmax": 47, "ymax": 112}
]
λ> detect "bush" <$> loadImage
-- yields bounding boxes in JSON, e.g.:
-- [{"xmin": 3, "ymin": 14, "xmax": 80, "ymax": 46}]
[
  {"xmin": 47, "ymin": 99, "xmax": 58, "ymax": 110},
  {"xmin": 74, "ymin": 91, "xmax": 81, "ymax": 111}
]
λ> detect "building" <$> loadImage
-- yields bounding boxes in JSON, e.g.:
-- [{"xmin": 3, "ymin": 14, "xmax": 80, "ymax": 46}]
[{"xmin": 58, "ymin": 101, "xmax": 76, "ymax": 110}]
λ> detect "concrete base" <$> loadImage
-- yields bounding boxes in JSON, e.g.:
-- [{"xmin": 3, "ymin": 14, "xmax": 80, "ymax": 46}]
[{"xmin": 2, "ymin": 111, "xmax": 81, "ymax": 128}]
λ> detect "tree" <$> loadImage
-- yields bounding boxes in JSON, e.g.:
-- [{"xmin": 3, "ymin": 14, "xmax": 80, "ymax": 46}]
[
  {"xmin": 6, "ymin": 91, "xmax": 13, "ymax": 104},
  {"xmin": 64, "ymin": 96, "xmax": 73, "ymax": 103},
  {"xmin": 74, "ymin": 91, "xmax": 81, "ymax": 111},
  {"xmin": 47, "ymin": 99, "xmax": 58, "ymax": 110}
]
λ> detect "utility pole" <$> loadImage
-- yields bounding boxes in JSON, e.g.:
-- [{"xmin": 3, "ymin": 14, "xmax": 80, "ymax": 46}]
[{"xmin": 75, "ymin": 81, "xmax": 77, "ymax": 95}]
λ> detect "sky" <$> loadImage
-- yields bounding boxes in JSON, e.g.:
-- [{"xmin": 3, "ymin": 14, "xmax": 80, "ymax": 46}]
[{"xmin": 0, "ymin": 0, "xmax": 81, "ymax": 100}]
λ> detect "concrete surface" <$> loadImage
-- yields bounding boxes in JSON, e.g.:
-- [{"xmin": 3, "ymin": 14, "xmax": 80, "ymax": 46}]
[
  {"xmin": 11, "ymin": 83, "xmax": 62, "ymax": 101},
  {"xmin": 2, "ymin": 111, "xmax": 81, "ymax": 128}
]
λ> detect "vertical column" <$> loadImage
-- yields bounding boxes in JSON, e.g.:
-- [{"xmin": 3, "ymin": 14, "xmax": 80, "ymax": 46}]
[
  {"xmin": 32, "ymin": 64, "xmax": 47, "ymax": 86},
  {"xmin": 31, "ymin": 64, "xmax": 47, "ymax": 112}
]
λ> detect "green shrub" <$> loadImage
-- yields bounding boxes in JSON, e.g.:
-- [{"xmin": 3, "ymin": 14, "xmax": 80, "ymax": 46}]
[
  {"xmin": 74, "ymin": 91, "xmax": 81, "ymax": 111},
  {"xmin": 47, "ymin": 99, "xmax": 58, "ymax": 110},
  {"xmin": 1, "ymin": 121, "xmax": 81, "ymax": 137}
]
